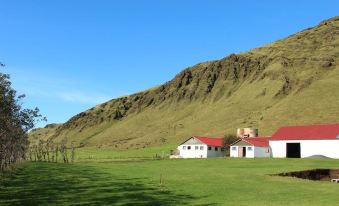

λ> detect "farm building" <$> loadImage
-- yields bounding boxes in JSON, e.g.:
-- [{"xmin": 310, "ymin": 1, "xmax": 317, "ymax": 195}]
[
  {"xmin": 269, "ymin": 124, "xmax": 339, "ymax": 159},
  {"xmin": 230, "ymin": 137, "xmax": 271, "ymax": 158},
  {"xmin": 177, "ymin": 136, "xmax": 225, "ymax": 158}
]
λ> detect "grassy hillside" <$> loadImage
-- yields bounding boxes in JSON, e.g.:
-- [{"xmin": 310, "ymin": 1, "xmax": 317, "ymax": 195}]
[
  {"xmin": 30, "ymin": 16, "xmax": 339, "ymax": 149},
  {"xmin": 1, "ymin": 158, "xmax": 339, "ymax": 205},
  {"xmin": 29, "ymin": 124, "xmax": 61, "ymax": 143}
]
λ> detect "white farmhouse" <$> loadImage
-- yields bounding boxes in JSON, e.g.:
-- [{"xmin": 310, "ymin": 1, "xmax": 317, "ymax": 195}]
[
  {"xmin": 230, "ymin": 137, "xmax": 271, "ymax": 158},
  {"xmin": 177, "ymin": 136, "xmax": 225, "ymax": 158},
  {"xmin": 269, "ymin": 124, "xmax": 339, "ymax": 158}
]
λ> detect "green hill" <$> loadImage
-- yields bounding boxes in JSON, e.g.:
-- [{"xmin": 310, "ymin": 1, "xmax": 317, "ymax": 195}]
[{"xmin": 30, "ymin": 16, "xmax": 339, "ymax": 149}]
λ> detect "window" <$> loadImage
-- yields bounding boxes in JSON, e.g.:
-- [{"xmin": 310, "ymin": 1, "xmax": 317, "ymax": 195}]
[
  {"xmin": 215, "ymin": 147, "xmax": 218, "ymax": 151},
  {"xmin": 221, "ymin": 147, "xmax": 225, "ymax": 151},
  {"xmin": 183, "ymin": 146, "xmax": 186, "ymax": 150},
  {"xmin": 232, "ymin": 147, "xmax": 236, "ymax": 151},
  {"xmin": 187, "ymin": 146, "xmax": 191, "ymax": 150},
  {"xmin": 200, "ymin": 146, "xmax": 204, "ymax": 150},
  {"xmin": 195, "ymin": 146, "xmax": 199, "ymax": 150},
  {"xmin": 208, "ymin": 146, "xmax": 212, "ymax": 150},
  {"xmin": 247, "ymin": 147, "xmax": 253, "ymax": 151},
  {"xmin": 266, "ymin": 148, "xmax": 270, "ymax": 153}
]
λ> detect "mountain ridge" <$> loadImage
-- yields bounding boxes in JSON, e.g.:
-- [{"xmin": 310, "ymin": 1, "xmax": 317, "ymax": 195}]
[{"xmin": 30, "ymin": 16, "xmax": 339, "ymax": 149}]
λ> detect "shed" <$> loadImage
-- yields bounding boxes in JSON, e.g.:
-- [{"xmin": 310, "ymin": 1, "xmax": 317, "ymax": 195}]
[
  {"xmin": 230, "ymin": 137, "xmax": 271, "ymax": 158},
  {"xmin": 177, "ymin": 136, "xmax": 225, "ymax": 158}
]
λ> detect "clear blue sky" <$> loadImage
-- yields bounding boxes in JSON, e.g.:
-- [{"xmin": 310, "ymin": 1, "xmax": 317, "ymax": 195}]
[{"xmin": 1, "ymin": 0, "xmax": 338, "ymax": 128}]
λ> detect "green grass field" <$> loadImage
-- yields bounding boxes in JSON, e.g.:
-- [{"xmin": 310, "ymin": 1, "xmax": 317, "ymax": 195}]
[
  {"xmin": 75, "ymin": 145, "xmax": 176, "ymax": 161},
  {"xmin": 1, "ymin": 148, "xmax": 339, "ymax": 206}
]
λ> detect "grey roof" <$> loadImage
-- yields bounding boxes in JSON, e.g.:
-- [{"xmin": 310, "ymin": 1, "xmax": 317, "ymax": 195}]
[{"xmin": 179, "ymin": 137, "xmax": 206, "ymax": 146}]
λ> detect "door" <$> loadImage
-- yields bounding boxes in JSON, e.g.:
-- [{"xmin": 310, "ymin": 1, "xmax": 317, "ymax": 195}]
[
  {"xmin": 238, "ymin": 147, "xmax": 243, "ymax": 157},
  {"xmin": 242, "ymin": 147, "xmax": 246, "ymax": 157},
  {"xmin": 286, "ymin": 143, "xmax": 301, "ymax": 158},
  {"xmin": 238, "ymin": 147, "xmax": 246, "ymax": 157}
]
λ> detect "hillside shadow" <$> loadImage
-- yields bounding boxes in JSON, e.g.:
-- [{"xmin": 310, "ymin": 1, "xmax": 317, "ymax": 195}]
[{"xmin": 0, "ymin": 162, "xmax": 212, "ymax": 206}]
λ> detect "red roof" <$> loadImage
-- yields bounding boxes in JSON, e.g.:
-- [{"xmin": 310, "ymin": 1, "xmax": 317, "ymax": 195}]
[
  {"xmin": 242, "ymin": 137, "xmax": 270, "ymax": 147},
  {"xmin": 271, "ymin": 124, "xmax": 339, "ymax": 140},
  {"xmin": 195, "ymin": 136, "xmax": 224, "ymax": 147}
]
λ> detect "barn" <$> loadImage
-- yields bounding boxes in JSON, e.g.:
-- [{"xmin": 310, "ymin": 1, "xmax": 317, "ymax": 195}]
[
  {"xmin": 269, "ymin": 124, "xmax": 339, "ymax": 158},
  {"xmin": 177, "ymin": 136, "xmax": 225, "ymax": 158},
  {"xmin": 230, "ymin": 137, "xmax": 271, "ymax": 158}
]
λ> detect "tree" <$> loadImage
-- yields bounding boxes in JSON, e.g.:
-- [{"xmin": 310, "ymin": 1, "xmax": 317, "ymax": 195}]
[
  {"xmin": 223, "ymin": 134, "xmax": 240, "ymax": 157},
  {"xmin": 55, "ymin": 144, "xmax": 59, "ymax": 163},
  {"xmin": 60, "ymin": 139, "xmax": 68, "ymax": 163},
  {"xmin": 0, "ymin": 64, "xmax": 45, "ymax": 171},
  {"xmin": 70, "ymin": 142, "xmax": 75, "ymax": 163}
]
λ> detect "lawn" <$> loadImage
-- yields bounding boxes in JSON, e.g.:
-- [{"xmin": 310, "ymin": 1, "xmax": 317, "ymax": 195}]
[
  {"xmin": 75, "ymin": 144, "xmax": 176, "ymax": 161},
  {"xmin": 1, "ymin": 154, "xmax": 339, "ymax": 205}
]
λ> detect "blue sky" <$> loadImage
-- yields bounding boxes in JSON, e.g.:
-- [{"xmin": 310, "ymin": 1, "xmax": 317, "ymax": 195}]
[{"xmin": 0, "ymin": 0, "xmax": 338, "ymax": 128}]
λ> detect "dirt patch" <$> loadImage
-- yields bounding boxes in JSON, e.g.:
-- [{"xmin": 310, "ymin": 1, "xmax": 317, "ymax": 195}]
[{"xmin": 277, "ymin": 169, "xmax": 339, "ymax": 181}]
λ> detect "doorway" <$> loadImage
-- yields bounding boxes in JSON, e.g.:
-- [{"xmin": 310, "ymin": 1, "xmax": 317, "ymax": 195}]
[
  {"xmin": 286, "ymin": 143, "xmax": 301, "ymax": 158},
  {"xmin": 242, "ymin": 147, "xmax": 246, "ymax": 157},
  {"xmin": 241, "ymin": 147, "xmax": 246, "ymax": 157},
  {"xmin": 238, "ymin": 147, "xmax": 247, "ymax": 157}
]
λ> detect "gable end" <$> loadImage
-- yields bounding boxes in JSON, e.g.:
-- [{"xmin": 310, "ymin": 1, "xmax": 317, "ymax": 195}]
[{"xmin": 180, "ymin": 137, "xmax": 205, "ymax": 146}]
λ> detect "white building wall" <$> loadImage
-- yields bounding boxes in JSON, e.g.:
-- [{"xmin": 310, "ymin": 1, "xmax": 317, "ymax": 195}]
[
  {"xmin": 270, "ymin": 140, "xmax": 339, "ymax": 158},
  {"xmin": 178, "ymin": 144, "xmax": 208, "ymax": 158},
  {"xmin": 230, "ymin": 146, "xmax": 238, "ymax": 158},
  {"xmin": 230, "ymin": 146, "xmax": 258, "ymax": 158},
  {"xmin": 246, "ymin": 146, "xmax": 255, "ymax": 158}
]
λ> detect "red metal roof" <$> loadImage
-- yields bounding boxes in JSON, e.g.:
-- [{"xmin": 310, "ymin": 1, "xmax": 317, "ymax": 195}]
[
  {"xmin": 242, "ymin": 137, "xmax": 270, "ymax": 147},
  {"xmin": 195, "ymin": 136, "xmax": 224, "ymax": 147},
  {"xmin": 271, "ymin": 124, "xmax": 339, "ymax": 140}
]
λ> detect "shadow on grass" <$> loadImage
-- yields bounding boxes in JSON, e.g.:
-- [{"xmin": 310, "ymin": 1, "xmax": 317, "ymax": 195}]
[{"xmin": 0, "ymin": 162, "xmax": 214, "ymax": 206}]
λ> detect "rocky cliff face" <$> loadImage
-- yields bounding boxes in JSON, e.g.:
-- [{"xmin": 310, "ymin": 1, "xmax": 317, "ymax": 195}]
[{"xmin": 31, "ymin": 17, "xmax": 339, "ymax": 149}]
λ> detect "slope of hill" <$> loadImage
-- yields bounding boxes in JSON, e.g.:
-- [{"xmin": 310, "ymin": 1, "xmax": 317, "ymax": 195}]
[
  {"xmin": 30, "ymin": 16, "xmax": 339, "ymax": 149},
  {"xmin": 29, "ymin": 124, "xmax": 61, "ymax": 143}
]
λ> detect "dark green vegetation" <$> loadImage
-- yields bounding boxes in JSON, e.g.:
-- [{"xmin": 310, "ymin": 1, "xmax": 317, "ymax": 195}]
[
  {"xmin": 1, "ymin": 158, "xmax": 339, "ymax": 206},
  {"xmin": 30, "ymin": 16, "xmax": 339, "ymax": 150},
  {"xmin": 0, "ymin": 65, "xmax": 44, "ymax": 171}
]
